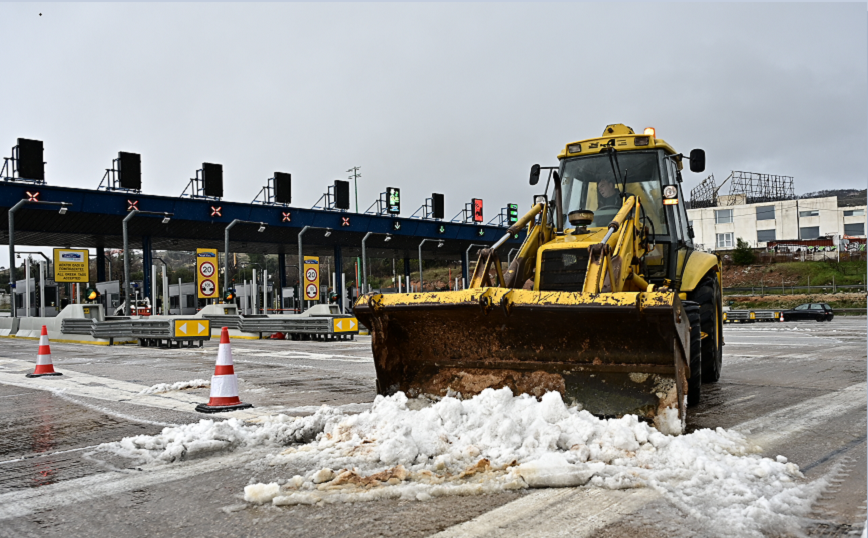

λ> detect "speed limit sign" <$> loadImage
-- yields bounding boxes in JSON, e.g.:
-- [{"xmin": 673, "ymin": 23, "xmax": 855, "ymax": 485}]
[
  {"xmin": 200, "ymin": 261, "xmax": 215, "ymax": 278},
  {"xmin": 306, "ymin": 267, "xmax": 318, "ymax": 281}
]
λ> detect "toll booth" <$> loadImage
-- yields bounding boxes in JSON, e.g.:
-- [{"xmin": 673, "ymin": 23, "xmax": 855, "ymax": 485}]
[
  {"xmin": 236, "ymin": 282, "xmax": 274, "ymax": 314},
  {"xmin": 168, "ymin": 282, "xmax": 197, "ymax": 315},
  {"xmin": 13, "ymin": 278, "xmax": 59, "ymax": 317},
  {"xmin": 97, "ymin": 281, "xmax": 122, "ymax": 313},
  {"xmin": 281, "ymin": 287, "xmax": 297, "ymax": 312}
]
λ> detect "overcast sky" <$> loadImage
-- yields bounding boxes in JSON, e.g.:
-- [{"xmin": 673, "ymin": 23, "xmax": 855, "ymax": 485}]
[{"xmin": 1, "ymin": 2, "xmax": 865, "ymax": 267}]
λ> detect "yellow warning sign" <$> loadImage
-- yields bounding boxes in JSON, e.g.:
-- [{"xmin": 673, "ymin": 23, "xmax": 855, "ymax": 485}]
[
  {"xmin": 53, "ymin": 248, "xmax": 90, "ymax": 283},
  {"xmin": 196, "ymin": 248, "xmax": 220, "ymax": 299},
  {"xmin": 333, "ymin": 317, "xmax": 358, "ymax": 333},
  {"xmin": 173, "ymin": 319, "xmax": 210, "ymax": 338},
  {"xmin": 303, "ymin": 256, "xmax": 320, "ymax": 301}
]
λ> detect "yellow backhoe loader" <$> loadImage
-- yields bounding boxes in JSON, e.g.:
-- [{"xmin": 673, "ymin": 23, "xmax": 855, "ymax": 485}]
[{"xmin": 355, "ymin": 124, "xmax": 723, "ymax": 429}]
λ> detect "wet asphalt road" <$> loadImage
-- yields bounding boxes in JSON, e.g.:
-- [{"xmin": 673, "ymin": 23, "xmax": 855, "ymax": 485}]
[{"xmin": 0, "ymin": 318, "xmax": 864, "ymax": 538}]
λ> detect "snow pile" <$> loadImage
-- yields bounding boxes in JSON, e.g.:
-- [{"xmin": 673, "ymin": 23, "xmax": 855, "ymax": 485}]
[
  {"xmin": 139, "ymin": 379, "xmax": 211, "ymax": 395},
  {"xmin": 97, "ymin": 409, "xmax": 342, "ymax": 463},
  {"xmin": 102, "ymin": 388, "xmax": 823, "ymax": 536}
]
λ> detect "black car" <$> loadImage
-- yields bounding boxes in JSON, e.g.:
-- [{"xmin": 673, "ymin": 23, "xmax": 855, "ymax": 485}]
[{"xmin": 783, "ymin": 303, "xmax": 834, "ymax": 322}]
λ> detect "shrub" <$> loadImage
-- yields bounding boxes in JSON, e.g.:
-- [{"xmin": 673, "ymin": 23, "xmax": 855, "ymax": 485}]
[{"xmin": 732, "ymin": 238, "xmax": 756, "ymax": 265}]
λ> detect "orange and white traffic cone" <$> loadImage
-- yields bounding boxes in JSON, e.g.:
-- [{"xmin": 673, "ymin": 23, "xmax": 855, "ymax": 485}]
[
  {"xmin": 780, "ymin": 313, "xmax": 785, "ymax": 322},
  {"xmin": 195, "ymin": 327, "xmax": 252, "ymax": 413},
  {"xmin": 26, "ymin": 326, "xmax": 62, "ymax": 378}
]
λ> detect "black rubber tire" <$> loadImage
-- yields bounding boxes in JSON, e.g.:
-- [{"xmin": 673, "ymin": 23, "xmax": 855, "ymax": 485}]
[
  {"xmin": 689, "ymin": 275, "xmax": 723, "ymax": 383},
  {"xmin": 684, "ymin": 302, "xmax": 702, "ymax": 407}
]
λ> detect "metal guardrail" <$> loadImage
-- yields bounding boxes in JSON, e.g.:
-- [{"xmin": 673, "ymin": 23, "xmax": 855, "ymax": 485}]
[
  {"xmin": 61, "ymin": 318, "xmax": 211, "ymax": 343},
  {"xmin": 203, "ymin": 314, "xmax": 357, "ymax": 336},
  {"xmin": 724, "ymin": 284, "xmax": 866, "ymax": 293}
]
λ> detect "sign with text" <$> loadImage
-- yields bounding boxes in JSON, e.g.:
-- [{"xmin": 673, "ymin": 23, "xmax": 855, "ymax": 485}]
[
  {"xmin": 53, "ymin": 248, "xmax": 89, "ymax": 283},
  {"xmin": 304, "ymin": 256, "xmax": 320, "ymax": 301},
  {"xmin": 197, "ymin": 248, "xmax": 220, "ymax": 299}
]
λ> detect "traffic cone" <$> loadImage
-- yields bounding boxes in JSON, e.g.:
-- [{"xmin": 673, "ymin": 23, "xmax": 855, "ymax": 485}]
[
  {"xmin": 26, "ymin": 326, "xmax": 62, "ymax": 378},
  {"xmin": 780, "ymin": 312, "xmax": 785, "ymax": 322},
  {"xmin": 195, "ymin": 327, "xmax": 252, "ymax": 413}
]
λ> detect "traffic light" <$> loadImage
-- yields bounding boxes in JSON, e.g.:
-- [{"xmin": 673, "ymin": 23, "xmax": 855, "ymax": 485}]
[
  {"xmin": 386, "ymin": 187, "xmax": 400, "ymax": 215},
  {"xmin": 85, "ymin": 286, "xmax": 100, "ymax": 302},
  {"xmin": 432, "ymin": 193, "xmax": 444, "ymax": 219},
  {"xmin": 508, "ymin": 203, "xmax": 518, "ymax": 225},
  {"xmin": 472, "ymin": 198, "xmax": 483, "ymax": 222},
  {"xmin": 334, "ymin": 180, "xmax": 351, "ymax": 209},
  {"xmin": 224, "ymin": 289, "xmax": 236, "ymax": 301},
  {"xmin": 118, "ymin": 152, "xmax": 141, "ymax": 190},
  {"xmin": 202, "ymin": 163, "xmax": 223, "ymax": 198},
  {"xmin": 274, "ymin": 172, "xmax": 291, "ymax": 204}
]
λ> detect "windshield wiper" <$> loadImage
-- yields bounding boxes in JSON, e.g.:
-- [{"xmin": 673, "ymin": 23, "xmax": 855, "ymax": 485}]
[{"xmin": 603, "ymin": 147, "xmax": 629, "ymax": 199}]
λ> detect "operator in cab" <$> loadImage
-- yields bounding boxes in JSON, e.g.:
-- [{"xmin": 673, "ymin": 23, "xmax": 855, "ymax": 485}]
[{"xmin": 596, "ymin": 177, "xmax": 622, "ymax": 209}]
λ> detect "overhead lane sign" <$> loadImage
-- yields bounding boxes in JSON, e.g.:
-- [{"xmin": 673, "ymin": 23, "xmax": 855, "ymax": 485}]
[
  {"xmin": 304, "ymin": 256, "xmax": 320, "ymax": 301},
  {"xmin": 197, "ymin": 248, "xmax": 219, "ymax": 299},
  {"xmin": 53, "ymin": 248, "xmax": 89, "ymax": 283}
]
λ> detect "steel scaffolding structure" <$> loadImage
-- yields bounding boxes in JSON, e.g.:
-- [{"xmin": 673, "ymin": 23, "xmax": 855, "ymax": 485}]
[
  {"xmin": 689, "ymin": 171, "xmax": 795, "ymax": 208},
  {"xmin": 723, "ymin": 171, "xmax": 794, "ymax": 206},
  {"xmin": 689, "ymin": 174, "xmax": 717, "ymax": 209}
]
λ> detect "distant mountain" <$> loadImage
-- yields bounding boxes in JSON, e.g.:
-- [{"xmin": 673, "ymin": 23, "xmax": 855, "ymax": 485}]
[{"xmin": 800, "ymin": 189, "xmax": 867, "ymax": 207}]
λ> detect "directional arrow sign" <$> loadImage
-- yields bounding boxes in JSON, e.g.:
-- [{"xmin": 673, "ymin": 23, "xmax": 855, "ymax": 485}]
[
  {"xmin": 178, "ymin": 322, "xmax": 187, "ymax": 334},
  {"xmin": 333, "ymin": 317, "xmax": 360, "ymax": 333}
]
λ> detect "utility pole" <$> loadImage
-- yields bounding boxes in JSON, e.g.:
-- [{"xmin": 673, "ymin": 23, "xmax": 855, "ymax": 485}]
[
  {"xmin": 347, "ymin": 166, "xmax": 361, "ymax": 213},
  {"xmin": 348, "ymin": 166, "xmax": 362, "ymax": 288}
]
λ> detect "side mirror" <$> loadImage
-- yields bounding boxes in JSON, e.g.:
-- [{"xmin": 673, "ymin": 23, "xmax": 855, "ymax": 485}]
[
  {"xmin": 529, "ymin": 164, "xmax": 541, "ymax": 185},
  {"xmin": 689, "ymin": 149, "xmax": 706, "ymax": 173}
]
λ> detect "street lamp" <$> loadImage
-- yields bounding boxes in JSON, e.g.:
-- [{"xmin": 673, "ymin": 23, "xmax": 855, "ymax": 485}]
[
  {"xmin": 418, "ymin": 238, "xmax": 445, "ymax": 291},
  {"xmin": 123, "ymin": 210, "xmax": 172, "ymax": 316},
  {"xmin": 225, "ymin": 220, "xmax": 267, "ymax": 297},
  {"xmin": 297, "ymin": 225, "xmax": 333, "ymax": 312},
  {"xmin": 8, "ymin": 198, "xmax": 71, "ymax": 318},
  {"xmin": 361, "ymin": 233, "xmax": 392, "ymax": 293}
]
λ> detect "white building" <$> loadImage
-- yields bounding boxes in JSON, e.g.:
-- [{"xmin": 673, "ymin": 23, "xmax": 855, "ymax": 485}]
[{"xmin": 687, "ymin": 196, "xmax": 866, "ymax": 251}]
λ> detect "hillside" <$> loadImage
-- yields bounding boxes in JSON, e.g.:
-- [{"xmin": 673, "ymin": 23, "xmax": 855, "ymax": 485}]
[{"xmin": 800, "ymin": 188, "xmax": 866, "ymax": 207}]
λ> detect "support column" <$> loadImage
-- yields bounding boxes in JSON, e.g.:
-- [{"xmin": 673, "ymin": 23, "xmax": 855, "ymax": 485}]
[
  {"xmin": 278, "ymin": 252, "xmax": 287, "ymax": 310},
  {"xmin": 334, "ymin": 244, "xmax": 344, "ymax": 313},
  {"xmin": 462, "ymin": 250, "xmax": 469, "ymax": 287},
  {"xmin": 404, "ymin": 255, "xmax": 411, "ymax": 281},
  {"xmin": 96, "ymin": 246, "xmax": 106, "ymax": 283},
  {"xmin": 141, "ymin": 236, "xmax": 152, "ymax": 300}
]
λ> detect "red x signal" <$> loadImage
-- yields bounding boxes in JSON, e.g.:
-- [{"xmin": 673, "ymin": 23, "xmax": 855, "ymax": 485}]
[
  {"xmin": 26, "ymin": 191, "xmax": 39, "ymax": 202},
  {"xmin": 211, "ymin": 206, "xmax": 222, "ymax": 217},
  {"xmin": 341, "ymin": 217, "xmax": 351, "ymax": 227},
  {"xmin": 282, "ymin": 212, "xmax": 291, "ymax": 222},
  {"xmin": 127, "ymin": 199, "xmax": 139, "ymax": 211}
]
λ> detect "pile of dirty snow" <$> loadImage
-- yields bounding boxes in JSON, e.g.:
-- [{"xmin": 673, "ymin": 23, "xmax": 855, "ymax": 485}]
[
  {"xmin": 139, "ymin": 379, "xmax": 211, "ymax": 395},
  {"xmin": 101, "ymin": 388, "xmax": 823, "ymax": 537}
]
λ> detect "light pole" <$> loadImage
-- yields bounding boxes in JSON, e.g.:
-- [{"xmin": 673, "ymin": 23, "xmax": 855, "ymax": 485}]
[
  {"xmin": 297, "ymin": 226, "xmax": 332, "ymax": 312},
  {"xmin": 8, "ymin": 198, "xmax": 71, "ymax": 318},
  {"xmin": 464, "ymin": 243, "xmax": 488, "ymax": 289},
  {"xmin": 361, "ymin": 232, "xmax": 391, "ymax": 293},
  {"xmin": 224, "ymin": 219, "xmax": 266, "ymax": 297},
  {"xmin": 123, "ymin": 210, "xmax": 172, "ymax": 316},
  {"xmin": 418, "ymin": 238, "xmax": 444, "ymax": 291}
]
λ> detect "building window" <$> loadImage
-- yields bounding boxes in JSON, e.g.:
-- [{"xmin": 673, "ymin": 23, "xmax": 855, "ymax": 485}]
[
  {"xmin": 844, "ymin": 223, "xmax": 865, "ymax": 236},
  {"xmin": 716, "ymin": 233, "xmax": 734, "ymax": 248},
  {"xmin": 800, "ymin": 226, "xmax": 820, "ymax": 240},
  {"xmin": 799, "ymin": 209, "xmax": 819, "ymax": 217},
  {"xmin": 756, "ymin": 206, "xmax": 775, "ymax": 220},
  {"xmin": 844, "ymin": 209, "xmax": 866, "ymax": 217},
  {"xmin": 757, "ymin": 229, "xmax": 776, "ymax": 243},
  {"xmin": 715, "ymin": 209, "xmax": 733, "ymax": 224}
]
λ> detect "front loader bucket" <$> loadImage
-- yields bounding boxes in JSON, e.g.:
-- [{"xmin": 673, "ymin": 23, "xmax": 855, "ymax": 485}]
[{"xmin": 354, "ymin": 288, "xmax": 691, "ymax": 425}]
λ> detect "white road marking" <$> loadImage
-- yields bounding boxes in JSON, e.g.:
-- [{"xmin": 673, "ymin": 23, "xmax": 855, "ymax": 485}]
[
  {"xmin": 735, "ymin": 381, "xmax": 867, "ymax": 448},
  {"xmin": 0, "ymin": 358, "xmax": 274, "ymax": 421},
  {"xmin": 0, "ymin": 449, "xmax": 271, "ymax": 521},
  {"xmin": 430, "ymin": 487, "xmax": 660, "ymax": 538}
]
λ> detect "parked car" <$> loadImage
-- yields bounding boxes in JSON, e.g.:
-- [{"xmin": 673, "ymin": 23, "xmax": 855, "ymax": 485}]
[{"xmin": 783, "ymin": 303, "xmax": 834, "ymax": 322}]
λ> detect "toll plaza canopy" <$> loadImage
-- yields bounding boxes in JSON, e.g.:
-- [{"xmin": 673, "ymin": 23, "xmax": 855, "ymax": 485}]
[{"xmin": 0, "ymin": 181, "xmax": 525, "ymax": 280}]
